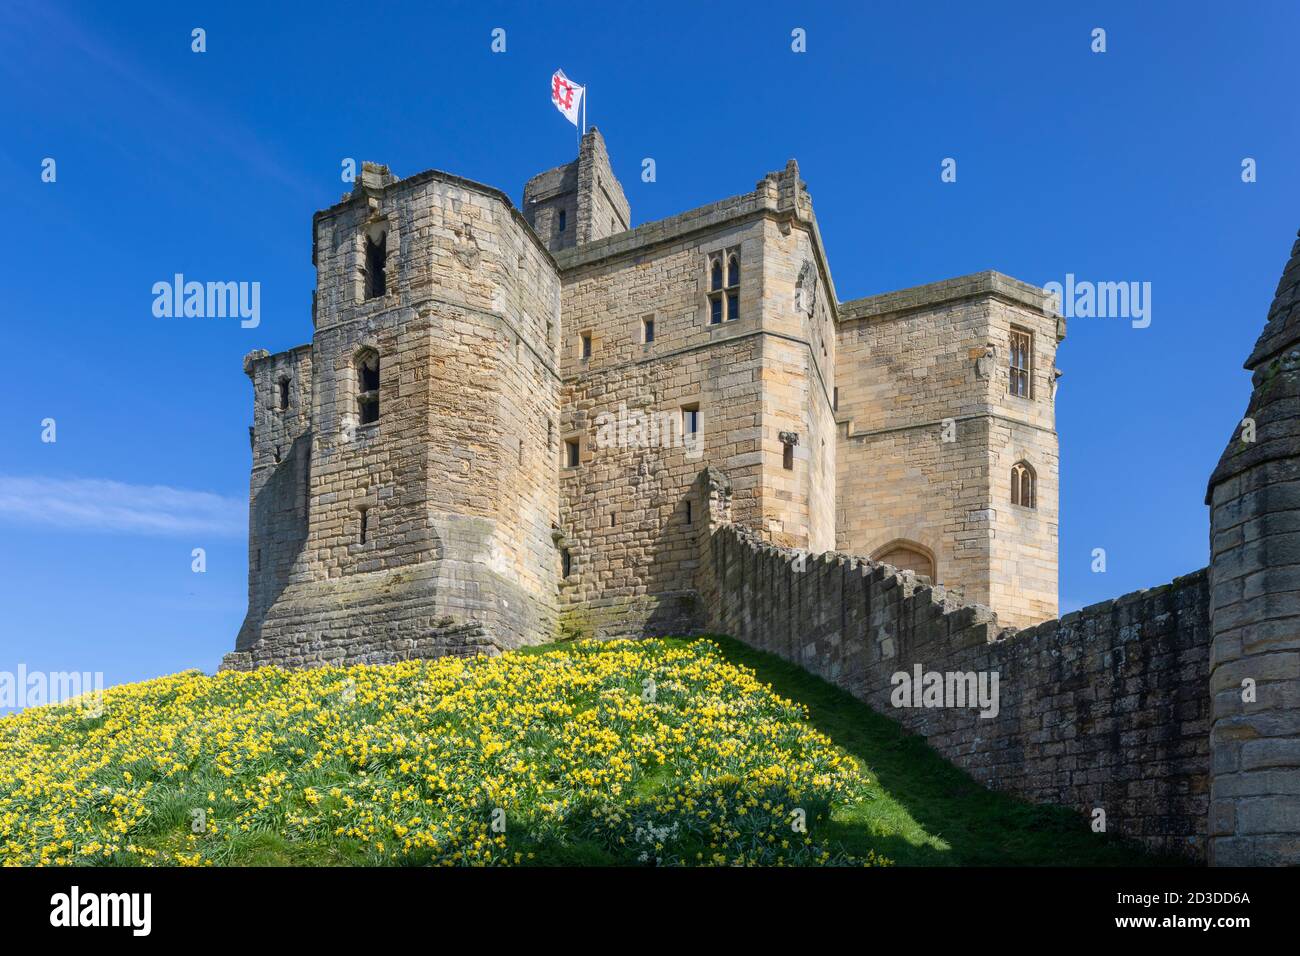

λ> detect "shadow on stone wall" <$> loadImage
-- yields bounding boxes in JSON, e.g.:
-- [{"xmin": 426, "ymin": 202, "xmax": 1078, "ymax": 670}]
[{"xmin": 235, "ymin": 431, "xmax": 312, "ymax": 651}]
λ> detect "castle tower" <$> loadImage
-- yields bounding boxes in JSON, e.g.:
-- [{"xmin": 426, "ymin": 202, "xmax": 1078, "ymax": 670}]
[
  {"xmin": 228, "ymin": 161, "xmax": 563, "ymax": 667},
  {"xmin": 229, "ymin": 142, "xmax": 1061, "ymax": 663},
  {"xmin": 523, "ymin": 127, "xmax": 630, "ymax": 252},
  {"xmin": 1205, "ymin": 227, "xmax": 1300, "ymax": 865},
  {"xmin": 834, "ymin": 273, "xmax": 1063, "ymax": 627},
  {"xmin": 549, "ymin": 156, "xmax": 839, "ymax": 639}
]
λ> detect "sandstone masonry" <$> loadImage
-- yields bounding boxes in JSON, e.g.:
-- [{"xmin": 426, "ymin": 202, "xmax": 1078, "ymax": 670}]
[
  {"xmin": 1204, "ymin": 229, "xmax": 1300, "ymax": 866},
  {"xmin": 226, "ymin": 129, "xmax": 1063, "ymax": 670},
  {"xmin": 222, "ymin": 133, "xmax": 1300, "ymax": 865},
  {"xmin": 700, "ymin": 486, "xmax": 1210, "ymax": 859}
]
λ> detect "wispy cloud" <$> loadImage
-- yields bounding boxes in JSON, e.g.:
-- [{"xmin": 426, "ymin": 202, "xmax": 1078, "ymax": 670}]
[
  {"xmin": 0, "ymin": 476, "xmax": 245, "ymax": 538},
  {"xmin": 0, "ymin": 1, "xmax": 315, "ymax": 201}
]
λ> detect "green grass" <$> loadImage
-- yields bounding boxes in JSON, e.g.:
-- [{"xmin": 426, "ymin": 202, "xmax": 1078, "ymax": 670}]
[
  {"xmin": 1, "ymin": 635, "xmax": 1185, "ymax": 866},
  {"xmin": 640, "ymin": 635, "xmax": 1183, "ymax": 866}
]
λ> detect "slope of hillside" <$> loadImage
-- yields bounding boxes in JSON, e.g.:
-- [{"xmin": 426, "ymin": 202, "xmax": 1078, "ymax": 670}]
[{"xmin": 0, "ymin": 637, "xmax": 1164, "ymax": 866}]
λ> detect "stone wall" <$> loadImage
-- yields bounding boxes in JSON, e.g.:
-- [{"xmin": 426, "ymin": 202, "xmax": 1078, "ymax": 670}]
[
  {"xmin": 523, "ymin": 128, "xmax": 630, "ymax": 253},
  {"xmin": 701, "ymin": 508, "xmax": 1211, "ymax": 859},
  {"xmin": 835, "ymin": 274, "xmax": 1063, "ymax": 627},
  {"xmin": 1205, "ymin": 227, "xmax": 1300, "ymax": 866},
  {"xmin": 574, "ymin": 127, "xmax": 630, "ymax": 244},
  {"xmin": 755, "ymin": 204, "xmax": 838, "ymax": 554},
  {"xmin": 230, "ymin": 162, "xmax": 563, "ymax": 667},
  {"xmin": 551, "ymin": 160, "xmax": 838, "ymax": 639},
  {"xmin": 233, "ymin": 140, "xmax": 1071, "ymax": 663},
  {"xmin": 237, "ymin": 344, "xmax": 312, "ymax": 650},
  {"xmin": 221, "ymin": 131, "xmax": 1299, "ymax": 865}
]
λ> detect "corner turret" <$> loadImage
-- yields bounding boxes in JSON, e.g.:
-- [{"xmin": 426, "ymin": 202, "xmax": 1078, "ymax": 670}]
[{"xmin": 523, "ymin": 128, "xmax": 630, "ymax": 252}]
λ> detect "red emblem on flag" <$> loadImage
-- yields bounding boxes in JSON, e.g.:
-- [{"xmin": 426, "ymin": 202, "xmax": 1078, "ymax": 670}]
[
  {"xmin": 550, "ymin": 69, "xmax": 584, "ymax": 126},
  {"xmin": 552, "ymin": 74, "xmax": 575, "ymax": 111}
]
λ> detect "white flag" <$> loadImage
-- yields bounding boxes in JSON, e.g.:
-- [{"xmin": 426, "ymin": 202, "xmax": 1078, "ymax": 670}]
[{"xmin": 550, "ymin": 69, "xmax": 584, "ymax": 126}]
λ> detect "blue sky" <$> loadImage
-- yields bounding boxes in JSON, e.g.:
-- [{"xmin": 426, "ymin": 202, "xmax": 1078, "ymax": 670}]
[{"xmin": 2, "ymin": 0, "xmax": 1296, "ymax": 690}]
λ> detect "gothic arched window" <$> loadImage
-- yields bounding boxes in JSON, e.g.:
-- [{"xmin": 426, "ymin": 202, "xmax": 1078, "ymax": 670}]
[
  {"xmin": 707, "ymin": 247, "xmax": 741, "ymax": 324},
  {"xmin": 1011, "ymin": 461, "xmax": 1036, "ymax": 509}
]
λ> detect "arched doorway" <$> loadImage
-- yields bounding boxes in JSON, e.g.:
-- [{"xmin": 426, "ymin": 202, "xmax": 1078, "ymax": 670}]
[{"xmin": 870, "ymin": 539, "xmax": 935, "ymax": 580}]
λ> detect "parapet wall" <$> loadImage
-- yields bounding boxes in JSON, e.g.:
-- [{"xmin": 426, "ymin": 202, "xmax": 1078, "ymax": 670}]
[{"xmin": 704, "ymin": 519, "xmax": 1211, "ymax": 859}]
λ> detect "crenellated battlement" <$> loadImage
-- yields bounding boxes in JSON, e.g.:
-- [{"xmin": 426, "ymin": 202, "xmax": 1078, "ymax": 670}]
[{"xmin": 699, "ymin": 499, "xmax": 1210, "ymax": 860}]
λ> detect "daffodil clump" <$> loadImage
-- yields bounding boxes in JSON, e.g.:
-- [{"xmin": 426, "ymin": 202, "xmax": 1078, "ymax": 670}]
[{"xmin": 0, "ymin": 639, "xmax": 889, "ymax": 867}]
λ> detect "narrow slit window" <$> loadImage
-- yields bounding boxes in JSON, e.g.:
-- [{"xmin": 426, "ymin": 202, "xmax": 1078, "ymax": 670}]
[
  {"xmin": 832, "ymin": 387, "xmax": 839, "ymax": 412},
  {"xmin": 782, "ymin": 443, "xmax": 794, "ymax": 470},
  {"xmin": 682, "ymin": 404, "xmax": 700, "ymax": 437},
  {"xmin": 580, "ymin": 332, "xmax": 592, "ymax": 360},
  {"xmin": 725, "ymin": 254, "xmax": 740, "ymax": 320},
  {"xmin": 557, "ymin": 209, "xmax": 567, "ymax": 234},
  {"xmin": 561, "ymin": 548, "xmax": 572, "ymax": 578},
  {"xmin": 685, "ymin": 500, "xmax": 693, "ymax": 525},
  {"xmin": 278, "ymin": 377, "xmax": 290, "ymax": 411},
  {"xmin": 358, "ymin": 507, "xmax": 369, "ymax": 544},
  {"xmin": 364, "ymin": 227, "xmax": 387, "ymax": 299},
  {"xmin": 564, "ymin": 438, "xmax": 580, "ymax": 468},
  {"xmin": 642, "ymin": 315, "xmax": 655, "ymax": 344},
  {"xmin": 356, "ymin": 348, "xmax": 380, "ymax": 424}
]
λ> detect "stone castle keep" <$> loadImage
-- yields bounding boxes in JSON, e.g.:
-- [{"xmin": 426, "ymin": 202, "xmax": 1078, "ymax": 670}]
[
  {"xmin": 227, "ymin": 128, "xmax": 1062, "ymax": 667},
  {"xmin": 222, "ymin": 131, "xmax": 1300, "ymax": 866}
]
